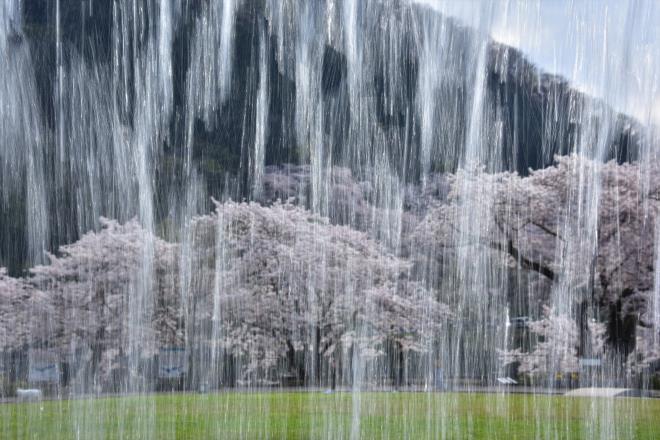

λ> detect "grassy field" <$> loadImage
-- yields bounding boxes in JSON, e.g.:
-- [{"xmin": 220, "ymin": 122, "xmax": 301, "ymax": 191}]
[{"xmin": 1, "ymin": 391, "xmax": 659, "ymax": 439}]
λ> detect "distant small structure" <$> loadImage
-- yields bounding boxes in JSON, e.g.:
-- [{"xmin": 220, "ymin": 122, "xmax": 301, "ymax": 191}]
[
  {"xmin": 158, "ymin": 347, "xmax": 188, "ymax": 379},
  {"xmin": 434, "ymin": 367, "xmax": 445, "ymax": 390},
  {"xmin": 16, "ymin": 388, "xmax": 43, "ymax": 401},
  {"xmin": 578, "ymin": 358, "xmax": 601, "ymax": 368},
  {"xmin": 28, "ymin": 350, "xmax": 59, "ymax": 384},
  {"xmin": 497, "ymin": 377, "xmax": 518, "ymax": 385},
  {"xmin": 508, "ymin": 317, "xmax": 530, "ymax": 329}
]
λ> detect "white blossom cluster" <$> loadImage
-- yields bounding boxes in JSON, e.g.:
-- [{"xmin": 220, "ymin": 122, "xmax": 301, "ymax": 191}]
[{"xmin": 1, "ymin": 154, "xmax": 659, "ymax": 384}]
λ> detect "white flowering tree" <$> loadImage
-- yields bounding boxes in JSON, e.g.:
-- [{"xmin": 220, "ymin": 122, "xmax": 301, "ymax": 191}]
[
  {"xmin": 0, "ymin": 202, "xmax": 449, "ymax": 389},
  {"xmin": 189, "ymin": 200, "xmax": 451, "ymax": 384},
  {"xmin": 27, "ymin": 218, "xmax": 180, "ymax": 386},
  {"xmin": 0, "ymin": 268, "xmax": 52, "ymax": 352},
  {"xmin": 2, "ymin": 154, "xmax": 659, "ymax": 389},
  {"xmin": 416, "ymin": 155, "xmax": 660, "ymax": 373},
  {"xmin": 501, "ymin": 306, "xmax": 606, "ymax": 377}
]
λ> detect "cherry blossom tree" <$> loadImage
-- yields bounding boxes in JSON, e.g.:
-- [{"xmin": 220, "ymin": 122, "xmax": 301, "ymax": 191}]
[
  {"xmin": 0, "ymin": 268, "xmax": 51, "ymax": 352},
  {"xmin": 501, "ymin": 306, "xmax": 606, "ymax": 377},
  {"xmin": 2, "ymin": 154, "xmax": 659, "ymax": 389},
  {"xmin": 416, "ymin": 154, "xmax": 660, "ymax": 373},
  {"xmin": 188, "ymin": 200, "xmax": 451, "ymax": 384},
  {"xmin": 1, "ymin": 201, "xmax": 450, "ymax": 389},
  {"xmin": 27, "ymin": 218, "xmax": 179, "ymax": 385}
]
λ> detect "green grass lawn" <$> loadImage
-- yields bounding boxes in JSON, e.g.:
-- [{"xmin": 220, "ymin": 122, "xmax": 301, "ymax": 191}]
[{"xmin": 1, "ymin": 391, "xmax": 659, "ymax": 439}]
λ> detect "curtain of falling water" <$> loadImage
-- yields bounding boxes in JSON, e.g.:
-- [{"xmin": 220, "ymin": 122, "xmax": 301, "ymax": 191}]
[
  {"xmin": 557, "ymin": 2, "xmax": 655, "ymax": 437},
  {"xmin": 452, "ymin": 1, "xmax": 503, "ymax": 390},
  {"xmin": 0, "ymin": 0, "xmax": 48, "ymax": 267},
  {"xmin": 1, "ymin": 0, "xmax": 660, "ymax": 438}
]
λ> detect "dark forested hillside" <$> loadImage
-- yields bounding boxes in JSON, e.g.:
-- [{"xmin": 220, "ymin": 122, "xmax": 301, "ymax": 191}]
[{"xmin": 0, "ymin": 0, "xmax": 644, "ymax": 273}]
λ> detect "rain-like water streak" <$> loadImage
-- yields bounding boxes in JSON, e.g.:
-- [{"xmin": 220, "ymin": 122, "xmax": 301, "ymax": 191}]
[{"xmin": 0, "ymin": 1, "xmax": 659, "ymax": 439}]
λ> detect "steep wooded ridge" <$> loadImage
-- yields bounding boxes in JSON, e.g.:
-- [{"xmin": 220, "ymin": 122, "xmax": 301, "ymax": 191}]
[{"xmin": 0, "ymin": 0, "xmax": 644, "ymax": 272}]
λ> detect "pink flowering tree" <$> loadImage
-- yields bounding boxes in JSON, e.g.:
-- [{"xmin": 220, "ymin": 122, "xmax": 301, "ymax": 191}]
[
  {"xmin": 188, "ymin": 200, "xmax": 451, "ymax": 385},
  {"xmin": 27, "ymin": 218, "xmax": 179, "ymax": 386},
  {"xmin": 416, "ymin": 155, "xmax": 660, "ymax": 373},
  {"xmin": 501, "ymin": 306, "xmax": 606, "ymax": 378},
  {"xmin": 0, "ymin": 268, "xmax": 52, "ymax": 352}
]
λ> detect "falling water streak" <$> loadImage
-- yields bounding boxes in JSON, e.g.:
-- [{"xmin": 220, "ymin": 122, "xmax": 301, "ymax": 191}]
[
  {"xmin": 451, "ymin": 0, "xmax": 513, "ymax": 391},
  {"xmin": 186, "ymin": 0, "xmax": 239, "ymax": 130},
  {"xmin": 294, "ymin": 1, "xmax": 317, "ymax": 167},
  {"xmin": 251, "ymin": 22, "xmax": 269, "ymax": 198},
  {"xmin": 342, "ymin": 0, "xmax": 360, "ymax": 120},
  {"xmin": 219, "ymin": 0, "xmax": 236, "ymax": 102},
  {"xmin": 653, "ymin": 217, "xmax": 660, "ymax": 348},
  {"xmin": 0, "ymin": 0, "xmax": 660, "ymax": 438},
  {"xmin": 416, "ymin": 13, "xmax": 443, "ymax": 185},
  {"xmin": 55, "ymin": 0, "xmax": 64, "ymax": 194},
  {"xmin": 210, "ymin": 204, "xmax": 226, "ymax": 394},
  {"xmin": 0, "ymin": 0, "xmax": 49, "ymax": 266}
]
